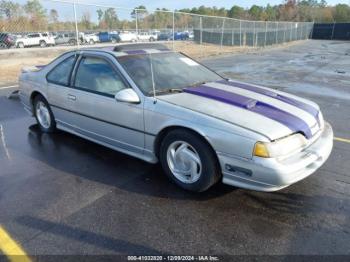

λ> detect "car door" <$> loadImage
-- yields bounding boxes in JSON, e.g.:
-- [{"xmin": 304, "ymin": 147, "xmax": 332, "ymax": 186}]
[
  {"xmin": 46, "ymin": 53, "xmax": 78, "ymax": 127},
  {"xmin": 26, "ymin": 34, "xmax": 34, "ymax": 46},
  {"xmin": 32, "ymin": 34, "xmax": 40, "ymax": 45},
  {"xmin": 55, "ymin": 34, "xmax": 63, "ymax": 45},
  {"xmin": 68, "ymin": 53, "xmax": 145, "ymax": 155}
]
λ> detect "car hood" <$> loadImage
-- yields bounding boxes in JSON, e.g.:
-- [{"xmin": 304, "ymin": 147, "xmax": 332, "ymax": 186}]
[{"xmin": 158, "ymin": 79, "xmax": 321, "ymax": 141}]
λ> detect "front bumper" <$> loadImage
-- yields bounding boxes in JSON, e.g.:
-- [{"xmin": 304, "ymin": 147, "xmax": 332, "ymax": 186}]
[{"xmin": 218, "ymin": 122, "xmax": 333, "ymax": 192}]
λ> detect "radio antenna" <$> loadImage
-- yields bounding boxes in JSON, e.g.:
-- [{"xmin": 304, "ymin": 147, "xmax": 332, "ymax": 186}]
[{"xmin": 149, "ymin": 53, "xmax": 157, "ymax": 104}]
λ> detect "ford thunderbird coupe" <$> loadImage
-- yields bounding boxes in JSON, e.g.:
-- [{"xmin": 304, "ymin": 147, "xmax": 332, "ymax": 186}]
[{"xmin": 19, "ymin": 44, "xmax": 333, "ymax": 192}]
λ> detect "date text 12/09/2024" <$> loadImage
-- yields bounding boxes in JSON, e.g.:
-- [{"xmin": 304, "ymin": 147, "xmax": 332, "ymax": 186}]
[{"xmin": 127, "ymin": 256, "xmax": 220, "ymax": 261}]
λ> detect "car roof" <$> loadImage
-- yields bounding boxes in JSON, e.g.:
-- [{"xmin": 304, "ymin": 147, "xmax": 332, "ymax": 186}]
[{"xmin": 81, "ymin": 43, "xmax": 173, "ymax": 57}]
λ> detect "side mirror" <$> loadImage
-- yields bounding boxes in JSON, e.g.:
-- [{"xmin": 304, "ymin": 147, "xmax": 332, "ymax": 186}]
[{"xmin": 115, "ymin": 89, "xmax": 140, "ymax": 104}]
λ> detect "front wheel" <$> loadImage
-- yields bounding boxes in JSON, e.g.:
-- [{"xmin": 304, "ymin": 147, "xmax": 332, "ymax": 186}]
[
  {"xmin": 159, "ymin": 129, "xmax": 221, "ymax": 192},
  {"xmin": 89, "ymin": 39, "xmax": 95, "ymax": 45},
  {"xmin": 0, "ymin": 43, "xmax": 8, "ymax": 49},
  {"xmin": 34, "ymin": 95, "xmax": 56, "ymax": 133}
]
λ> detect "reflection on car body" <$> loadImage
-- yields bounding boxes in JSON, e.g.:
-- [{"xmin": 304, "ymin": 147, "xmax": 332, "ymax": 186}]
[{"xmin": 18, "ymin": 43, "xmax": 333, "ymax": 192}]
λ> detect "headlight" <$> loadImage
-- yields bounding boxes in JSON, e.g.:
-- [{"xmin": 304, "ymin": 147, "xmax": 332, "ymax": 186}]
[{"xmin": 253, "ymin": 133, "xmax": 307, "ymax": 158}]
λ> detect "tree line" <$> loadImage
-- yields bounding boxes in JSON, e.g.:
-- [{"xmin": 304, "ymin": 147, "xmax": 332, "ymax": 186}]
[
  {"xmin": 0, "ymin": 0, "xmax": 349, "ymax": 33},
  {"xmin": 179, "ymin": 1, "xmax": 350, "ymax": 22}
]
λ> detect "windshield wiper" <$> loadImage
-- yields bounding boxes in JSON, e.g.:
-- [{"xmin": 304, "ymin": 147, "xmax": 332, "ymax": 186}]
[
  {"xmin": 188, "ymin": 81, "xmax": 207, "ymax": 88},
  {"xmin": 148, "ymin": 81, "xmax": 209, "ymax": 96},
  {"xmin": 149, "ymin": 88, "xmax": 183, "ymax": 96}
]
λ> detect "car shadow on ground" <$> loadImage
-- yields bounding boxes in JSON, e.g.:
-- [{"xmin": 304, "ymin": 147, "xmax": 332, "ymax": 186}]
[
  {"xmin": 15, "ymin": 215, "xmax": 166, "ymax": 255},
  {"xmin": 27, "ymin": 124, "xmax": 237, "ymax": 201},
  {"xmin": 24, "ymin": 122, "xmax": 350, "ymax": 217}
]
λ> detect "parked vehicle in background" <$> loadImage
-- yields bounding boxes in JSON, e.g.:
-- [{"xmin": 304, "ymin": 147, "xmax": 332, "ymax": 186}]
[
  {"xmin": 157, "ymin": 32, "xmax": 172, "ymax": 41},
  {"xmin": 55, "ymin": 33, "xmax": 78, "ymax": 46},
  {"xmin": 157, "ymin": 31, "xmax": 189, "ymax": 41},
  {"xmin": 81, "ymin": 33, "xmax": 99, "ymax": 45},
  {"xmin": 188, "ymin": 31, "xmax": 194, "ymax": 40},
  {"xmin": 98, "ymin": 31, "xmax": 121, "ymax": 43},
  {"xmin": 16, "ymin": 32, "xmax": 55, "ymax": 48},
  {"xmin": 119, "ymin": 31, "xmax": 138, "ymax": 42},
  {"xmin": 172, "ymin": 31, "xmax": 189, "ymax": 40},
  {"xmin": 0, "ymin": 33, "xmax": 16, "ymax": 49},
  {"xmin": 137, "ymin": 32, "xmax": 158, "ymax": 42}
]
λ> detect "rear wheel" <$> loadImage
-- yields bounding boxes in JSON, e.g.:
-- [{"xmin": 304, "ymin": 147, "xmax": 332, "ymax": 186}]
[
  {"xmin": 159, "ymin": 129, "xmax": 221, "ymax": 192},
  {"xmin": 17, "ymin": 42, "xmax": 24, "ymax": 48},
  {"xmin": 39, "ymin": 40, "xmax": 47, "ymax": 47},
  {"xmin": 69, "ymin": 39, "xmax": 77, "ymax": 46},
  {"xmin": 89, "ymin": 39, "xmax": 95, "ymax": 45},
  {"xmin": 33, "ymin": 95, "xmax": 56, "ymax": 133}
]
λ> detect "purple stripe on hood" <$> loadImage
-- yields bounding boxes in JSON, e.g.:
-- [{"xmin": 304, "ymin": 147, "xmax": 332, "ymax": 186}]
[
  {"xmin": 184, "ymin": 85, "xmax": 312, "ymax": 139},
  {"xmin": 218, "ymin": 79, "xmax": 319, "ymax": 121}
]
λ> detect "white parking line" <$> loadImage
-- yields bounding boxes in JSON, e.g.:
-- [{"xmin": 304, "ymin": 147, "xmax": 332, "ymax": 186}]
[
  {"xmin": 0, "ymin": 125, "xmax": 11, "ymax": 160},
  {"xmin": 0, "ymin": 85, "xmax": 19, "ymax": 90}
]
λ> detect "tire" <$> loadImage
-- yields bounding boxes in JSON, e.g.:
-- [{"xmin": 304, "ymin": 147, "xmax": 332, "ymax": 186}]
[
  {"xmin": 17, "ymin": 42, "xmax": 24, "ymax": 48},
  {"xmin": 0, "ymin": 43, "xmax": 7, "ymax": 49},
  {"xmin": 39, "ymin": 40, "xmax": 47, "ymax": 47},
  {"xmin": 111, "ymin": 38, "xmax": 117, "ymax": 44},
  {"xmin": 69, "ymin": 39, "xmax": 77, "ymax": 46},
  {"xmin": 149, "ymin": 37, "xmax": 155, "ymax": 42},
  {"xmin": 33, "ymin": 95, "xmax": 56, "ymax": 133},
  {"xmin": 89, "ymin": 39, "xmax": 95, "ymax": 45},
  {"xmin": 159, "ymin": 129, "xmax": 221, "ymax": 192}
]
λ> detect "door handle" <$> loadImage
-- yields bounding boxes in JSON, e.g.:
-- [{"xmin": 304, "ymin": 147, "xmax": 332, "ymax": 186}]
[{"xmin": 67, "ymin": 94, "xmax": 76, "ymax": 101}]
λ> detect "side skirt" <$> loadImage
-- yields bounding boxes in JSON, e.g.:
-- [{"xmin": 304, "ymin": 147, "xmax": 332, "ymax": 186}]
[{"xmin": 56, "ymin": 121, "xmax": 159, "ymax": 164}]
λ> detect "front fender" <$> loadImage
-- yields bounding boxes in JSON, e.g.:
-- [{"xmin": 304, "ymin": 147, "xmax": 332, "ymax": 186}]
[{"xmin": 144, "ymin": 98, "xmax": 259, "ymax": 160}]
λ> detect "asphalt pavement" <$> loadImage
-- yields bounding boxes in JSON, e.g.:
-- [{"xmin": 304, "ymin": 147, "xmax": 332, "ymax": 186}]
[{"xmin": 0, "ymin": 40, "xmax": 349, "ymax": 259}]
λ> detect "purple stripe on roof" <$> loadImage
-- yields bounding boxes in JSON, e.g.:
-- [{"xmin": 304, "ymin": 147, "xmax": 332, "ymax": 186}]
[
  {"xmin": 184, "ymin": 85, "xmax": 312, "ymax": 139},
  {"xmin": 218, "ymin": 79, "xmax": 319, "ymax": 121},
  {"xmin": 124, "ymin": 50, "xmax": 148, "ymax": 55}
]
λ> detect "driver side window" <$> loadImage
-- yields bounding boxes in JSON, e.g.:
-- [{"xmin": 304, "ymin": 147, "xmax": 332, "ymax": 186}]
[{"xmin": 74, "ymin": 56, "xmax": 128, "ymax": 97}]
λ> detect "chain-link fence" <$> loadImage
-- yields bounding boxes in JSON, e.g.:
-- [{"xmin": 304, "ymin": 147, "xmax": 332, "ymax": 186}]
[{"xmin": 0, "ymin": 0, "xmax": 314, "ymax": 54}]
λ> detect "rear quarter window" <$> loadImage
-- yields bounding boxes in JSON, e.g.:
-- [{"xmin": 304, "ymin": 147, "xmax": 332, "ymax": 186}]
[{"xmin": 47, "ymin": 55, "xmax": 76, "ymax": 86}]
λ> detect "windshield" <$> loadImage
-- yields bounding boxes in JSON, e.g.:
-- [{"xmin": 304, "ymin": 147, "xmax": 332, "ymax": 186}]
[{"xmin": 116, "ymin": 52, "xmax": 222, "ymax": 95}]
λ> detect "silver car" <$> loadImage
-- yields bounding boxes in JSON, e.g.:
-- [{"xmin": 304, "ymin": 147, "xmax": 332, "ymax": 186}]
[{"xmin": 19, "ymin": 44, "xmax": 333, "ymax": 192}]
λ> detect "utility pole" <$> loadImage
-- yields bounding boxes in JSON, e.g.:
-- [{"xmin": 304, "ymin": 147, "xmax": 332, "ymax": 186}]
[{"xmin": 73, "ymin": 1, "xmax": 80, "ymax": 49}]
